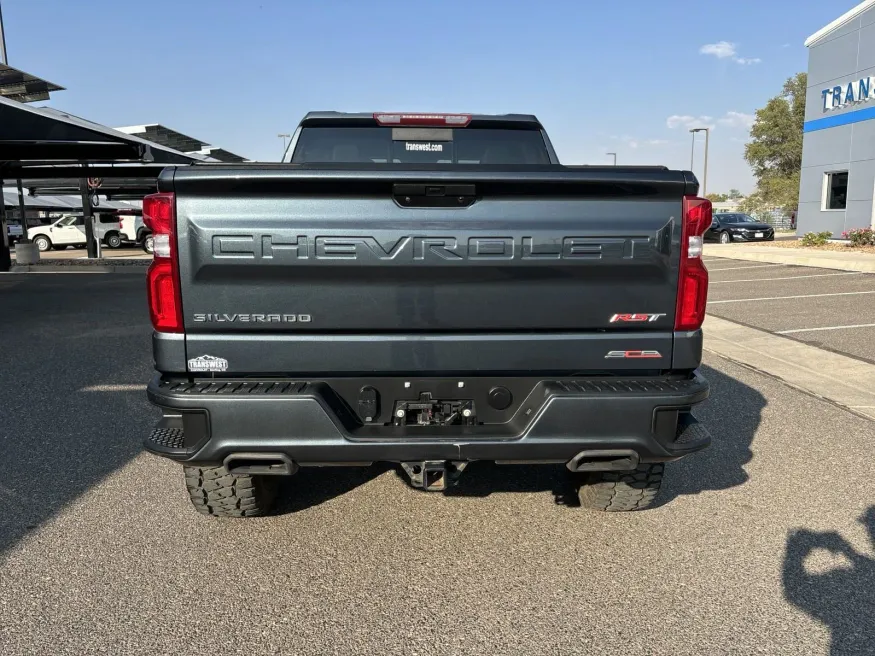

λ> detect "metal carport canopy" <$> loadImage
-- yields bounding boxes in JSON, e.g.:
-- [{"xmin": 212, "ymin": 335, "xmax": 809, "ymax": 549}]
[
  {"xmin": 0, "ymin": 96, "xmax": 204, "ymax": 165},
  {"xmin": 2, "ymin": 192, "xmax": 135, "ymax": 210}
]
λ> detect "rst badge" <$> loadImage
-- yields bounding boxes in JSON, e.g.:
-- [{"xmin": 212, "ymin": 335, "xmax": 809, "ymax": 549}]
[
  {"xmin": 605, "ymin": 350, "xmax": 662, "ymax": 359},
  {"xmin": 609, "ymin": 313, "xmax": 666, "ymax": 323}
]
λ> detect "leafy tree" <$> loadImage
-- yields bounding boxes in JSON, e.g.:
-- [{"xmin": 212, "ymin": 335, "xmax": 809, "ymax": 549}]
[
  {"xmin": 728, "ymin": 188, "xmax": 743, "ymax": 200},
  {"xmin": 743, "ymin": 73, "xmax": 806, "ymax": 212},
  {"xmin": 706, "ymin": 193, "xmax": 729, "ymax": 202}
]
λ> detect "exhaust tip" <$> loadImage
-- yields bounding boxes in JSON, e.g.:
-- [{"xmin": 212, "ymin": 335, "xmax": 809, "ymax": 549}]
[
  {"xmin": 223, "ymin": 453, "xmax": 298, "ymax": 476},
  {"xmin": 566, "ymin": 449, "xmax": 640, "ymax": 473}
]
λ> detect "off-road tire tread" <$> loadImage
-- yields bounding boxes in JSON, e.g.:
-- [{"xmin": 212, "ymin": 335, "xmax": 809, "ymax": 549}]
[
  {"xmin": 183, "ymin": 465, "xmax": 277, "ymax": 517},
  {"xmin": 577, "ymin": 464, "xmax": 664, "ymax": 512}
]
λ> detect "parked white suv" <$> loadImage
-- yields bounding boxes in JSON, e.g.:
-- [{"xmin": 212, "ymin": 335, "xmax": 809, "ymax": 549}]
[{"xmin": 28, "ymin": 214, "xmax": 121, "ymax": 251}]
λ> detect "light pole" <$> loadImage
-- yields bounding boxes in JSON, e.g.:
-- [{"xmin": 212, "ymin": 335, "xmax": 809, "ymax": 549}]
[
  {"xmin": 0, "ymin": 0, "xmax": 8, "ymax": 65},
  {"xmin": 689, "ymin": 128, "xmax": 710, "ymax": 197},
  {"xmin": 278, "ymin": 133, "xmax": 290, "ymax": 159},
  {"xmin": 606, "ymin": 152, "xmax": 617, "ymax": 166}
]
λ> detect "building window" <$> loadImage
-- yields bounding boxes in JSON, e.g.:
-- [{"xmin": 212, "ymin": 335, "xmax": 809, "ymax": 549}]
[{"xmin": 824, "ymin": 171, "xmax": 848, "ymax": 210}]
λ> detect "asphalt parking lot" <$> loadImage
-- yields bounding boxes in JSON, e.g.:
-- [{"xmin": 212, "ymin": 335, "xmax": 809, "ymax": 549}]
[
  {"xmin": 705, "ymin": 255, "xmax": 875, "ymax": 364},
  {"xmin": 1, "ymin": 275, "xmax": 874, "ymax": 655}
]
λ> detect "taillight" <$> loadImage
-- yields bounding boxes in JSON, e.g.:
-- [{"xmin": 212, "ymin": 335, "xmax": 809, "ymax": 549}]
[
  {"xmin": 373, "ymin": 113, "xmax": 472, "ymax": 127},
  {"xmin": 143, "ymin": 192, "xmax": 182, "ymax": 333},
  {"xmin": 675, "ymin": 196, "xmax": 711, "ymax": 331}
]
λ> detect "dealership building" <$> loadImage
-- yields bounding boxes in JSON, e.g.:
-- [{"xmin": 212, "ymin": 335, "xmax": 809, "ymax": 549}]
[{"xmin": 800, "ymin": 0, "xmax": 875, "ymax": 236}]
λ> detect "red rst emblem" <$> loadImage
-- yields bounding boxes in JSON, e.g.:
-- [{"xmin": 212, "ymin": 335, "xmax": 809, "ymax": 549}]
[{"xmin": 609, "ymin": 313, "xmax": 666, "ymax": 323}]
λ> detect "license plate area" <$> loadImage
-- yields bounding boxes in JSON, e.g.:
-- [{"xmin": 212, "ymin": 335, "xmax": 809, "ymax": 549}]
[
  {"xmin": 755, "ymin": 232, "xmax": 763, "ymax": 238},
  {"xmin": 393, "ymin": 392, "xmax": 476, "ymax": 427}
]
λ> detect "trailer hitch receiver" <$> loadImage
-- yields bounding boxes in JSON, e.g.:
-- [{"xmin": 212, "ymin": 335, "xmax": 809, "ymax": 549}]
[{"xmin": 401, "ymin": 460, "xmax": 468, "ymax": 491}]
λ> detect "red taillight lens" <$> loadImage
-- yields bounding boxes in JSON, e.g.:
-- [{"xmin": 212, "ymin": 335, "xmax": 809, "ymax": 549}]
[
  {"xmin": 373, "ymin": 113, "xmax": 472, "ymax": 127},
  {"xmin": 143, "ymin": 192, "xmax": 174, "ymax": 233},
  {"xmin": 675, "ymin": 196, "xmax": 711, "ymax": 331},
  {"xmin": 147, "ymin": 258, "xmax": 182, "ymax": 332},
  {"xmin": 143, "ymin": 192, "xmax": 182, "ymax": 333}
]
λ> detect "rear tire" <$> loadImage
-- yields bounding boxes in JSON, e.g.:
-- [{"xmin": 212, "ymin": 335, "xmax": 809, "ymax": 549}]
[
  {"xmin": 33, "ymin": 235, "xmax": 52, "ymax": 251},
  {"xmin": 105, "ymin": 232, "xmax": 122, "ymax": 248},
  {"xmin": 183, "ymin": 465, "xmax": 278, "ymax": 517},
  {"xmin": 577, "ymin": 463, "xmax": 664, "ymax": 511},
  {"xmin": 142, "ymin": 234, "xmax": 154, "ymax": 254},
  {"xmin": 719, "ymin": 231, "xmax": 732, "ymax": 244}
]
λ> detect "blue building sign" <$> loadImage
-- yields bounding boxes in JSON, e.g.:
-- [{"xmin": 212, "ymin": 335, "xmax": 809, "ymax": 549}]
[{"xmin": 822, "ymin": 77, "xmax": 874, "ymax": 111}]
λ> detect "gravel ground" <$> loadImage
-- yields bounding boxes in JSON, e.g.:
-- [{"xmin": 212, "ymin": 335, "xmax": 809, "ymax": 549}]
[{"xmin": 1, "ymin": 275, "xmax": 873, "ymax": 656}]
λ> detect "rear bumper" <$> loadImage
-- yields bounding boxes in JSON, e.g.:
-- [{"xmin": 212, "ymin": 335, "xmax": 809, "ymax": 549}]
[{"xmin": 145, "ymin": 373, "xmax": 710, "ymax": 467}]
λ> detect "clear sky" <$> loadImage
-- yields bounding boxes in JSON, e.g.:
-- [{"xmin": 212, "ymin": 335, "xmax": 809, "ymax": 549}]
[{"xmin": 1, "ymin": 0, "xmax": 858, "ymax": 192}]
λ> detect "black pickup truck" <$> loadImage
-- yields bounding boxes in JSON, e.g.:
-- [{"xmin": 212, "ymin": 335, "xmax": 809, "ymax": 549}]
[{"xmin": 143, "ymin": 112, "xmax": 712, "ymax": 517}]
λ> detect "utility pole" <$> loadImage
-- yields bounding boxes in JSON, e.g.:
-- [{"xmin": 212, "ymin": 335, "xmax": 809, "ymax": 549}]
[
  {"xmin": 278, "ymin": 133, "xmax": 290, "ymax": 160},
  {"xmin": 689, "ymin": 132, "xmax": 696, "ymax": 171},
  {"xmin": 0, "ymin": 0, "xmax": 8, "ymax": 65},
  {"xmin": 689, "ymin": 127, "xmax": 711, "ymax": 197},
  {"xmin": 0, "ymin": 177, "xmax": 9, "ymax": 271},
  {"xmin": 606, "ymin": 152, "xmax": 617, "ymax": 166},
  {"xmin": 79, "ymin": 168, "xmax": 98, "ymax": 258}
]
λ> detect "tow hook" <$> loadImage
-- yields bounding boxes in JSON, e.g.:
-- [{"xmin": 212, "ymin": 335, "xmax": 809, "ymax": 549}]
[{"xmin": 400, "ymin": 460, "xmax": 468, "ymax": 491}]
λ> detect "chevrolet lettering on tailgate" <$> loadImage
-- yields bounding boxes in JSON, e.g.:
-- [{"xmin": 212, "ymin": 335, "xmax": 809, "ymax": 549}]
[{"xmin": 209, "ymin": 234, "xmax": 654, "ymax": 263}]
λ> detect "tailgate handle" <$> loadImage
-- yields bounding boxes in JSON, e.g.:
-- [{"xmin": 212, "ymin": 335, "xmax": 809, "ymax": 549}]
[{"xmin": 393, "ymin": 183, "xmax": 476, "ymax": 208}]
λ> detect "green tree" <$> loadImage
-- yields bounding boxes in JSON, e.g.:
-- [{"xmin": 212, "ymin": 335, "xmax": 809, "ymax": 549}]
[
  {"xmin": 743, "ymin": 72, "xmax": 806, "ymax": 213},
  {"xmin": 728, "ymin": 188, "xmax": 743, "ymax": 200},
  {"xmin": 706, "ymin": 193, "xmax": 729, "ymax": 203}
]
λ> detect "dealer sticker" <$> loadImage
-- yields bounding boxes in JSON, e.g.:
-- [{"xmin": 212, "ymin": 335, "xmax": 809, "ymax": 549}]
[
  {"xmin": 188, "ymin": 354, "xmax": 229, "ymax": 372},
  {"xmin": 405, "ymin": 142, "xmax": 443, "ymax": 152}
]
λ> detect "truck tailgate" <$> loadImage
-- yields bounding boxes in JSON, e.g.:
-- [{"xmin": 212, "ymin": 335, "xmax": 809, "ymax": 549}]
[{"xmin": 169, "ymin": 167, "xmax": 696, "ymax": 374}]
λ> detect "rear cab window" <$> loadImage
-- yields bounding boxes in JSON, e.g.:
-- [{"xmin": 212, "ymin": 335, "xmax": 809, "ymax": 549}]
[{"xmin": 291, "ymin": 126, "xmax": 551, "ymax": 165}]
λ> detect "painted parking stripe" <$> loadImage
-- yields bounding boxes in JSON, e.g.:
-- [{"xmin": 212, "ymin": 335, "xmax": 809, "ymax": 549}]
[
  {"xmin": 706, "ymin": 263, "xmax": 786, "ymax": 272},
  {"xmin": 777, "ymin": 323, "xmax": 875, "ymax": 335},
  {"xmin": 79, "ymin": 384, "xmax": 147, "ymax": 392},
  {"xmin": 709, "ymin": 290, "xmax": 875, "ymax": 304},
  {"xmin": 710, "ymin": 272, "xmax": 863, "ymax": 285}
]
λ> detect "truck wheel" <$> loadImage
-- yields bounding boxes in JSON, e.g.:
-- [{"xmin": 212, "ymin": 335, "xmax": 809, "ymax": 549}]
[
  {"xmin": 183, "ymin": 465, "xmax": 278, "ymax": 517},
  {"xmin": 33, "ymin": 235, "xmax": 52, "ymax": 251},
  {"xmin": 105, "ymin": 232, "xmax": 122, "ymax": 248},
  {"xmin": 577, "ymin": 464, "xmax": 664, "ymax": 511},
  {"xmin": 142, "ymin": 234, "xmax": 154, "ymax": 254},
  {"xmin": 719, "ymin": 231, "xmax": 732, "ymax": 244}
]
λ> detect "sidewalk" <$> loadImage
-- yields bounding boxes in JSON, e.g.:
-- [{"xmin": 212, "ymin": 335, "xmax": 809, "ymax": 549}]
[
  {"xmin": 704, "ymin": 315, "xmax": 875, "ymax": 421},
  {"xmin": 705, "ymin": 243, "xmax": 875, "ymax": 272},
  {"xmin": 8, "ymin": 259, "xmax": 148, "ymax": 274}
]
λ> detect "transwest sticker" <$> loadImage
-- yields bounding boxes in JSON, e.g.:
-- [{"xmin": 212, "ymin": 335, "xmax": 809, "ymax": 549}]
[
  {"xmin": 405, "ymin": 142, "xmax": 443, "ymax": 152},
  {"xmin": 188, "ymin": 355, "xmax": 229, "ymax": 372}
]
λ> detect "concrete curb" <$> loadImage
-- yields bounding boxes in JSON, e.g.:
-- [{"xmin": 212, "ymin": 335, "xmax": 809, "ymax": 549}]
[
  {"xmin": 703, "ymin": 315, "xmax": 875, "ymax": 420},
  {"xmin": 7, "ymin": 264, "xmax": 148, "ymax": 274},
  {"xmin": 704, "ymin": 244, "xmax": 875, "ymax": 273}
]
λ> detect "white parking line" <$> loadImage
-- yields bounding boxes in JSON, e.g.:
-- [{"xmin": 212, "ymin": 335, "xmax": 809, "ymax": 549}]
[
  {"xmin": 777, "ymin": 323, "xmax": 875, "ymax": 334},
  {"xmin": 710, "ymin": 272, "xmax": 862, "ymax": 285},
  {"xmin": 79, "ymin": 384, "xmax": 147, "ymax": 392},
  {"xmin": 709, "ymin": 290, "xmax": 875, "ymax": 304},
  {"xmin": 706, "ymin": 263, "xmax": 785, "ymax": 272}
]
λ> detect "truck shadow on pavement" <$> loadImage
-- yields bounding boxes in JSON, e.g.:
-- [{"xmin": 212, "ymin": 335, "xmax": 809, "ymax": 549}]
[
  {"xmin": 782, "ymin": 508, "xmax": 875, "ymax": 656},
  {"xmin": 273, "ymin": 464, "xmax": 392, "ymax": 514},
  {"xmin": 395, "ymin": 364, "xmax": 764, "ymax": 506},
  {"xmin": 0, "ymin": 275, "xmax": 154, "ymax": 558}
]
